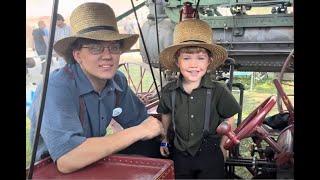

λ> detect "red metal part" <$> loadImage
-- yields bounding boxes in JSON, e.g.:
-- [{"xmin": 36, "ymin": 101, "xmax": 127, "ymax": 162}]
[
  {"xmin": 217, "ymin": 96, "xmax": 277, "ymax": 150},
  {"xmin": 273, "ymin": 79, "xmax": 294, "ymax": 125},
  {"xmin": 29, "ymin": 155, "xmax": 174, "ymax": 179},
  {"xmin": 179, "ymin": 2, "xmax": 199, "ymax": 21}
]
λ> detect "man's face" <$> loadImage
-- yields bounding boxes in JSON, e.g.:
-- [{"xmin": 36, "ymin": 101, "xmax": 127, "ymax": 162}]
[
  {"xmin": 39, "ymin": 21, "xmax": 46, "ymax": 29},
  {"xmin": 73, "ymin": 41, "xmax": 122, "ymax": 81},
  {"xmin": 176, "ymin": 51, "xmax": 211, "ymax": 84}
]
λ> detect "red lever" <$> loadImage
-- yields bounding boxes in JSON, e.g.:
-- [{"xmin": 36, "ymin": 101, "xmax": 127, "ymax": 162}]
[{"xmin": 216, "ymin": 121, "xmax": 240, "ymax": 150}]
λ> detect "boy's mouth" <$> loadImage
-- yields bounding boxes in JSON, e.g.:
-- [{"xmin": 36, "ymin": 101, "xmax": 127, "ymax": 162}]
[{"xmin": 186, "ymin": 70, "xmax": 201, "ymax": 76}]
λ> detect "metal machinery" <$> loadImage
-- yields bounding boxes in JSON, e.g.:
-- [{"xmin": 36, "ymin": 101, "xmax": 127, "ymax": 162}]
[{"xmin": 140, "ymin": 0, "xmax": 293, "ymax": 73}]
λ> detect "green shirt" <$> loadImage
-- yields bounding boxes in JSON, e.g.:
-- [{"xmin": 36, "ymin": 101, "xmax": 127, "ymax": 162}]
[{"xmin": 157, "ymin": 74, "xmax": 241, "ymax": 156}]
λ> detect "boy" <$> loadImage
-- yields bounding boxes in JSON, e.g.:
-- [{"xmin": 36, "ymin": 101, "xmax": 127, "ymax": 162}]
[{"xmin": 157, "ymin": 19, "xmax": 241, "ymax": 179}]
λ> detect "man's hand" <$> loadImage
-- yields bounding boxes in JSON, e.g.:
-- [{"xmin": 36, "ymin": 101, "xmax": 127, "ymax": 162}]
[{"xmin": 138, "ymin": 116, "xmax": 164, "ymax": 140}]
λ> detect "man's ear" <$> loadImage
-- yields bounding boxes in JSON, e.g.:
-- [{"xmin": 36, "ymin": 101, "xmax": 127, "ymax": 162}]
[{"xmin": 72, "ymin": 50, "xmax": 82, "ymax": 64}]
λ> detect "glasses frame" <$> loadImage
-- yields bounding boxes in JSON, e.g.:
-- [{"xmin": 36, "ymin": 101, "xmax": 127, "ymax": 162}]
[{"xmin": 81, "ymin": 43, "xmax": 122, "ymax": 55}]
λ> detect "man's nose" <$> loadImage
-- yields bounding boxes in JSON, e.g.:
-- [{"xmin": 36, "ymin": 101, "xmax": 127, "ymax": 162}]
[{"xmin": 101, "ymin": 48, "xmax": 112, "ymax": 60}]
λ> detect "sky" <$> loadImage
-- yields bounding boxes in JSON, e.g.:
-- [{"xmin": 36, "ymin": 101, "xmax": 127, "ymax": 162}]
[{"xmin": 26, "ymin": 0, "xmax": 146, "ymax": 18}]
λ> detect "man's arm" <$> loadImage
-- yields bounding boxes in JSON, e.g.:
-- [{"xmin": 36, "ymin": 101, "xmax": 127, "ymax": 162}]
[{"xmin": 57, "ymin": 116, "xmax": 163, "ymax": 173}]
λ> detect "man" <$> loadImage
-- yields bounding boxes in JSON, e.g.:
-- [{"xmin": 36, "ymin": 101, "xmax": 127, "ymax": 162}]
[
  {"xmin": 28, "ymin": 2, "xmax": 164, "ymax": 174},
  {"xmin": 32, "ymin": 20, "xmax": 48, "ymax": 75},
  {"xmin": 54, "ymin": 14, "xmax": 72, "ymax": 68}
]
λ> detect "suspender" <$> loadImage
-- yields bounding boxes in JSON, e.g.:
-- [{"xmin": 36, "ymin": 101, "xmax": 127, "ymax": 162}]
[
  {"xmin": 170, "ymin": 88, "xmax": 212, "ymax": 137},
  {"xmin": 171, "ymin": 91, "xmax": 176, "ymax": 132},
  {"xmin": 64, "ymin": 65, "xmax": 121, "ymax": 127},
  {"xmin": 203, "ymin": 89, "xmax": 212, "ymax": 136}
]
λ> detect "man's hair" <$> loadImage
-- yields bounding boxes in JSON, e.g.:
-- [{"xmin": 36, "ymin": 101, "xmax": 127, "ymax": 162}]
[
  {"xmin": 174, "ymin": 47, "xmax": 212, "ymax": 61},
  {"xmin": 64, "ymin": 38, "xmax": 123, "ymax": 63},
  {"xmin": 57, "ymin": 14, "xmax": 64, "ymax": 21}
]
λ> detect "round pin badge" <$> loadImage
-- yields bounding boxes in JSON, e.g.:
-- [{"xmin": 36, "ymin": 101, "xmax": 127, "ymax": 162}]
[{"xmin": 112, "ymin": 107, "xmax": 122, "ymax": 117}]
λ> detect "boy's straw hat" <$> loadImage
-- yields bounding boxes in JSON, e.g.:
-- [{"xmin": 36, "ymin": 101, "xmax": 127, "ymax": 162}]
[
  {"xmin": 53, "ymin": 2, "xmax": 138, "ymax": 63},
  {"xmin": 159, "ymin": 19, "xmax": 228, "ymax": 71}
]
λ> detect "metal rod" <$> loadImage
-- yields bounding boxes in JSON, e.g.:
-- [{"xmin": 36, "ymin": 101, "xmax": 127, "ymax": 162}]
[
  {"xmin": 130, "ymin": 0, "xmax": 160, "ymax": 100},
  {"xmin": 154, "ymin": 0, "xmax": 163, "ymax": 90},
  {"xmin": 116, "ymin": 0, "xmax": 146, "ymax": 21},
  {"xmin": 27, "ymin": 0, "xmax": 59, "ymax": 179}
]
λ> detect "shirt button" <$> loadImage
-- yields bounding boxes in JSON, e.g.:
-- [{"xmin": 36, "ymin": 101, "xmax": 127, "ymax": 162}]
[
  {"xmin": 190, "ymin": 132, "xmax": 194, "ymax": 136},
  {"xmin": 190, "ymin": 114, "xmax": 194, "ymax": 118},
  {"xmin": 190, "ymin": 96, "xmax": 193, "ymax": 100},
  {"xmin": 101, "ymin": 117, "xmax": 104, "ymax": 120}
]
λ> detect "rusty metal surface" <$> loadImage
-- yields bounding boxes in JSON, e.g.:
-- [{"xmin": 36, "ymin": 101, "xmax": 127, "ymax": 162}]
[{"xmin": 31, "ymin": 154, "xmax": 174, "ymax": 179}]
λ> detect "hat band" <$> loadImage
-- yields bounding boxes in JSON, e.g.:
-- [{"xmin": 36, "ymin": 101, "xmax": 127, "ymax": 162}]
[
  {"xmin": 78, "ymin": 25, "xmax": 117, "ymax": 34},
  {"xmin": 180, "ymin": 40, "xmax": 207, "ymax": 43}
]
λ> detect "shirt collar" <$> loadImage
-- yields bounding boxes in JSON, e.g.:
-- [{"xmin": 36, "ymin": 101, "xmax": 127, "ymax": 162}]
[
  {"xmin": 73, "ymin": 64, "xmax": 123, "ymax": 95},
  {"xmin": 168, "ymin": 73, "xmax": 215, "ymax": 91}
]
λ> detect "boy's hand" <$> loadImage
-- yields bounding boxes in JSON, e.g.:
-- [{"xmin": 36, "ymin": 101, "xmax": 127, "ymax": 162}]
[
  {"xmin": 220, "ymin": 135, "xmax": 229, "ymax": 161},
  {"xmin": 160, "ymin": 139, "xmax": 170, "ymax": 157}
]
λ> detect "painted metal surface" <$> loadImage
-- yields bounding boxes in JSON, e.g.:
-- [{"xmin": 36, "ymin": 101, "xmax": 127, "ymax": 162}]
[{"xmin": 29, "ymin": 155, "xmax": 174, "ymax": 179}]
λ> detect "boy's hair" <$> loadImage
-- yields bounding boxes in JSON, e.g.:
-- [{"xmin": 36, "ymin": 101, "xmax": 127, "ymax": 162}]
[{"xmin": 174, "ymin": 47, "xmax": 212, "ymax": 61}]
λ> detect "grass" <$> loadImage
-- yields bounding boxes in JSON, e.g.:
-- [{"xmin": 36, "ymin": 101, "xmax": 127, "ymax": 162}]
[{"xmin": 26, "ymin": 72, "xmax": 294, "ymax": 178}]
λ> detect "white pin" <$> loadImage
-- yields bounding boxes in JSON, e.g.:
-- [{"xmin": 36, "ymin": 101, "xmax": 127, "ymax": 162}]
[{"xmin": 112, "ymin": 107, "xmax": 122, "ymax": 117}]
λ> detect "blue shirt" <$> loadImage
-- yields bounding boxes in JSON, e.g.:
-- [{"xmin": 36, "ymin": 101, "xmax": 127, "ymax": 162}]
[{"xmin": 28, "ymin": 63, "xmax": 148, "ymax": 162}]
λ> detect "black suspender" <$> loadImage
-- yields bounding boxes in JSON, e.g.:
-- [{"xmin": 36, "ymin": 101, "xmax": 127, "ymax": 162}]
[
  {"xmin": 170, "ymin": 88, "xmax": 212, "ymax": 137},
  {"xmin": 203, "ymin": 89, "xmax": 212, "ymax": 136},
  {"xmin": 171, "ymin": 90, "xmax": 176, "ymax": 132}
]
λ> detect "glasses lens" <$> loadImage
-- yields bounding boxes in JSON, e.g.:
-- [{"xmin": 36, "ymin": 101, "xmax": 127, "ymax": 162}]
[
  {"xmin": 83, "ymin": 43, "xmax": 121, "ymax": 54},
  {"xmin": 109, "ymin": 44, "xmax": 120, "ymax": 54},
  {"xmin": 88, "ymin": 44, "xmax": 104, "ymax": 54}
]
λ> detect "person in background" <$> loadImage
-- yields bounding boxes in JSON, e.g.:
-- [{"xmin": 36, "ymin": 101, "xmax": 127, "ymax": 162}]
[
  {"xmin": 53, "ymin": 13, "xmax": 72, "ymax": 68},
  {"xmin": 32, "ymin": 20, "xmax": 48, "ymax": 75}
]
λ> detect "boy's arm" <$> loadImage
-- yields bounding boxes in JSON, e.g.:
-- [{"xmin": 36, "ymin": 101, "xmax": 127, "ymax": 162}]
[
  {"xmin": 161, "ymin": 113, "xmax": 171, "ymax": 141},
  {"xmin": 220, "ymin": 116, "xmax": 237, "ymax": 160}
]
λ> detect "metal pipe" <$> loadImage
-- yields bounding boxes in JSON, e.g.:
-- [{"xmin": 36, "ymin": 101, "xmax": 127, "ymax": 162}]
[
  {"xmin": 116, "ymin": 1, "xmax": 146, "ymax": 21},
  {"xmin": 154, "ymin": 0, "xmax": 163, "ymax": 90},
  {"xmin": 27, "ymin": 0, "xmax": 59, "ymax": 179},
  {"xmin": 130, "ymin": 0, "xmax": 160, "ymax": 100}
]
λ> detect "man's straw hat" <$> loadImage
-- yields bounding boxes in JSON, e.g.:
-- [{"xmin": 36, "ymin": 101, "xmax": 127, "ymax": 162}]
[
  {"xmin": 159, "ymin": 19, "xmax": 228, "ymax": 71},
  {"xmin": 53, "ymin": 2, "xmax": 138, "ymax": 63}
]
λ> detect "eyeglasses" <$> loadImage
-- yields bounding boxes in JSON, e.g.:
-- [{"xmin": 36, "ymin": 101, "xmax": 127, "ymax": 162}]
[{"xmin": 82, "ymin": 43, "xmax": 121, "ymax": 55}]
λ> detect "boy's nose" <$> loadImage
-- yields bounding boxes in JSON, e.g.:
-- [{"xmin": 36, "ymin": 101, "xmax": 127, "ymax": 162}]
[{"xmin": 188, "ymin": 59, "xmax": 197, "ymax": 67}]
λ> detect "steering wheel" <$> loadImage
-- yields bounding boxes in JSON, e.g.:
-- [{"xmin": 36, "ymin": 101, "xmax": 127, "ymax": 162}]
[{"xmin": 217, "ymin": 95, "xmax": 277, "ymax": 150}]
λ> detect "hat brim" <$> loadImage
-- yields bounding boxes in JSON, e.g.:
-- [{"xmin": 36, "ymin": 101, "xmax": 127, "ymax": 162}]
[
  {"xmin": 159, "ymin": 42, "xmax": 228, "ymax": 71},
  {"xmin": 53, "ymin": 30, "xmax": 139, "ymax": 63}
]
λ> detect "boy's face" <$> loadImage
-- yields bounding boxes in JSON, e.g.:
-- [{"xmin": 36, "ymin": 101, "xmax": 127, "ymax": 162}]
[
  {"xmin": 73, "ymin": 41, "xmax": 122, "ymax": 81},
  {"xmin": 176, "ymin": 51, "xmax": 211, "ymax": 83}
]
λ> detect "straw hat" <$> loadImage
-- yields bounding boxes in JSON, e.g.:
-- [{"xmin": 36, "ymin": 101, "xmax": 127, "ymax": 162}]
[
  {"xmin": 53, "ymin": 2, "xmax": 138, "ymax": 63},
  {"xmin": 159, "ymin": 19, "xmax": 228, "ymax": 71}
]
